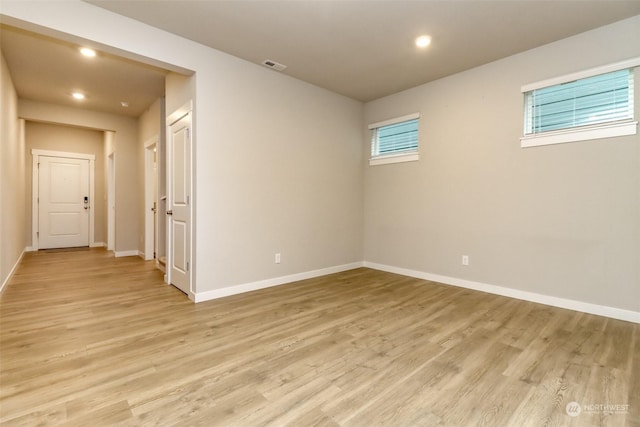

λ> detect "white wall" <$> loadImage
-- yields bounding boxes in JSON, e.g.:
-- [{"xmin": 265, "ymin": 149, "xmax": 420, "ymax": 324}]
[
  {"xmin": 18, "ymin": 100, "xmax": 139, "ymax": 254},
  {"xmin": 0, "ymin": 50, "xmax": 26, "ymax": 291},
  {"xmin": 1, "ymin": 1, "xmax": 365, "ymax": 296},
  {"xmin": 363, "ymin": 15, "xmax": 640, "ymax": 314}
]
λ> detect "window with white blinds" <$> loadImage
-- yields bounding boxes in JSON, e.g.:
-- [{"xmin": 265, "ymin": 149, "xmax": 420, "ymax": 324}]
[
  {"xmin": 524, "ymin": 69, "xmax": 633, "ymax": 134},
  {"xmin": 521, "ymin": 59, "xmax": 638, "ymax": 147},
  {"xmin": 369, "ymin": 113, "xmax": 420, "ymax": 165}
]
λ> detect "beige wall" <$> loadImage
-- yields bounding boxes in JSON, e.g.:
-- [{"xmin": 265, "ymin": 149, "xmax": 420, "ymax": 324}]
[
  {"xmin": 24, "ymin": 122, "xmax": 105, "ymax": 246},
  {"xmin": 363, "ymin": 15, "xmax": 640, "ymax": 312},
  {"xmin": 19, "ymin": 100, "xmax": 139, "ymax": 254},
  {"xmin": 0, "ymin": 50, "xmax": 26, "ymax": 289}
]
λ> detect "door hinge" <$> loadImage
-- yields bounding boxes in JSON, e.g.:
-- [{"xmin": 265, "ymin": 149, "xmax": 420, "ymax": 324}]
[
  {"xmin": 37, "ymin": 231, "xmax": 39, "ymax": 237},
  {"xmin": 187, "ymin": 195, "xmax": 189, "ymax": 205},
  {"xmin": 186, "ymin": 261, "xmax": 189, "ymax": 272},
  {"xmin": 186, "ymin": 128, "xmax": 190, "ymax": 140}
]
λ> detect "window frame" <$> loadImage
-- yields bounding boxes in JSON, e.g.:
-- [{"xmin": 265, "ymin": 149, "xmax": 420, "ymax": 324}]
[
  {"xmin": 520, "ymin": 57, "xmax": 639, "ymax": 148},
  {"xmin": 368, "ymin": 112, "xmax": 420, "ymax": 166}
]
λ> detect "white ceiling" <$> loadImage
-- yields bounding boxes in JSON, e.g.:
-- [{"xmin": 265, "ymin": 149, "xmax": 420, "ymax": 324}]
[
  {"xmin": 86, "ymin": 0, "xmax": 640, "ymax": 102},
  {"xmin": 2, "ymin": 1, "xmax": 640, "ymax": 117}
]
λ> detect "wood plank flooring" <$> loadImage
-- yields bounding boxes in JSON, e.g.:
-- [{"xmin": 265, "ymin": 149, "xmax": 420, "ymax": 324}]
[{"xmin": 1, "ymin": 248, "xmax": 638, "ymax": 426}]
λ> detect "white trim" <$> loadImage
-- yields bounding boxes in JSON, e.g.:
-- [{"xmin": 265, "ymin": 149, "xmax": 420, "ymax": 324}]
[
  {"xmin": 31, "ymin": 149, "xmax": 95, "ymax": 251},
  {"xmin": 193, "ymin": 262, "xmax": 364, "ymax": 303},
  {"xmin": 368, "ymin": 112, "xmax": 420, "ymax": 130},
  {"xmin": 90, "ymin": 242, "xmax": 105, "ymax": 248},
  {"xmin": 0, "ymin": 249, "xmax": 25, "ymax": 293},
  {"xmin": 107, "ymin": 150, "xmax": 115, "ymax": 252},
  {"xmin": 31, "ymin": 149, "xmax": 95, "ymax": 161},
  {"xmin": 521, "ymin": 56, "xmax": 640, "ymax": 92},
  {"xmin": 115, "ymin": 250, "xmax": 140, "ymax": 258},
  {"xmin": 144, "ymin": 136, "xmax": 159, "ymax": 261},
  {"xmin": 521, "ymin": 121, "xmax": 638, "ymax": 148},
  {"xmin": 369, "ymin": 152, "xmax": 419, "ymax": 166},
  {"xmin": 31, "ymin": 154, "xmax": 38, "ymax": 249},
  {"xmin": 167, "ymin": 100, "xmax": 193, "ymax": 127},
  {"xmin": 89, "ymin": 157, "xmax": 95, "ymax": 246},
  {"xmin": 25, "ymin": 246, "xmax": 35, "ymax": 252},
  {"xmin": 364, "ymin": 262, "xmax": 640, "ymax": 324}
]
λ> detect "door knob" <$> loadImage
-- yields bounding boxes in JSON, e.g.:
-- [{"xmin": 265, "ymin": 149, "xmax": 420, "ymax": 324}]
[{"xmin": 166, "ymin": 210, "xmax": 173, "ymax": 216}]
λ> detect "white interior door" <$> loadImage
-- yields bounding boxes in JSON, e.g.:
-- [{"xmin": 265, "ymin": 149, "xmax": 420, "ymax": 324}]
[
  {"xmin": 168, "ymin": 113, "xmax": 191, "ymax": 294},
  {"xmin": 38, "ymin": 156, "xmax": 90, "ymax": 249}
]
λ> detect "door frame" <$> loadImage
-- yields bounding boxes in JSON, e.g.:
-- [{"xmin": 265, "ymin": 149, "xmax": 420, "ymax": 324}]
[
  {"xmin": 31, "ymin": 149, "xmax": 95, "ymax": 251},
  {"xmin": 144, "ymin": 137, "xmax": 159, "ymax": 261},
  {"xmin": 166, "ymin": 101, "xmax": 193, "ymax": 296},
  {"xmin": 107, "ymin": 152, "xmax": 115, "ymax": 252}
]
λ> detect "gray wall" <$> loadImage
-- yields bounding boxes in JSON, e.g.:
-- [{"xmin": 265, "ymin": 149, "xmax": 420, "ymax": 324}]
[
  {"xmin": 363, "ymin": 15, "xmax": 640, "ymax": 312},
  {"xmin": 201, "ymin": 59, "xmax": 364, "ymax": 290}
]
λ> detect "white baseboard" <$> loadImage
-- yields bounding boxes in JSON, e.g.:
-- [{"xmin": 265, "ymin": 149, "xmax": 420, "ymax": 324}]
[
  {"xmin": 138, "ymin": 252, "xmax": 155, "ymax": 261},
  {"xmin": 90, "ymin": 242, "xmax": 105, "ymax": 248},
  {"xmin": 1, "ymin": 248, "xmax": 26, "ymax": 293},
  {"xmin": 115, "ymin": 250, "xmax": 140, "ymax": 258},
  {"xmin": 193, "ymin": 262, "xmax": 364, "ymax": 303},
  {"xmin": 25, "ymin": 246, "xmax": 35, "ymax": 252},
  {"xmin": 364, "ymin": 262, "xmax": 640, "ymax": 324}
]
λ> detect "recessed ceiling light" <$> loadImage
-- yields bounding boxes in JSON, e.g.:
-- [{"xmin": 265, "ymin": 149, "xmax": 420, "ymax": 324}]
[
  {"xmin": 415, "ymin": 35, "xmax": 432, "ymax": 48},
  {"xmin": 120, "ymin": 101, "xmax": 129, "ymax": 108},
  {"xmin": 72, "ymin": 92, "xmax": 85, "ymax": 100},
  {"xmin": 80, "ymin": 47, "xmax": 96, "ymax": 57}
]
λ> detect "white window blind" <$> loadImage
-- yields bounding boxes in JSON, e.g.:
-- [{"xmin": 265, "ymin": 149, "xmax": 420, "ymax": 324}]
[
  {"xmin": 369, "ymin": 113, "xmax": 420, "ymax": 163},
  {"xmin": 373, "ymin": 118, "xmax": 419, "ymax": 155},
  {"xmin": 524, "ymin": 69, "xmax": 633, "ymax": 135}
]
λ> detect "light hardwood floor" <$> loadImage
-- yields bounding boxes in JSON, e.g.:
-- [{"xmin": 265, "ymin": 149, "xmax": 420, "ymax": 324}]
[{"xmin": 1, "ymin": 248, "xmax": 638, "ymax": 426}]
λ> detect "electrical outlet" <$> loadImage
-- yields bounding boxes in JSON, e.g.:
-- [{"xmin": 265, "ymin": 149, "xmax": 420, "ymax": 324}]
[
  {"xmin": 275, "ymin": 253, "xmax": 281, "ymax": 264},
  {"xmin": 462, "ymin": 255, "xmax": 469, "ymax": 266}
]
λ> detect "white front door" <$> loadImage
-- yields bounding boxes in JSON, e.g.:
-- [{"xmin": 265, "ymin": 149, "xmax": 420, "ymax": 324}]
[
  {"xmin": 38, "ymin": 156, "xmax": 90, "ymax": 249},
  {"xmin": 168, "ymin": 112, "xmax": 191, "ymax": 294}
]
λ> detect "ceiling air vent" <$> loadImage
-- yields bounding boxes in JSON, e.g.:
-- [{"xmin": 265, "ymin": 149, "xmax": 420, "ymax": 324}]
[{"xmin": 262, "ymin": 59, "xmax": 287, "ymax": 72}]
